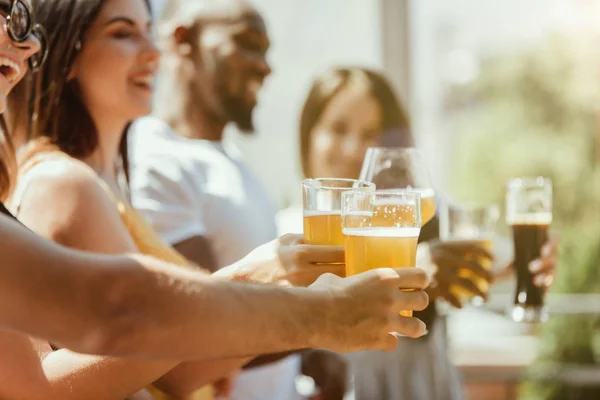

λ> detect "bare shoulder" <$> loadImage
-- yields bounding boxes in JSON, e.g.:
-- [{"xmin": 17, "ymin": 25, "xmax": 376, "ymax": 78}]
[
  {"xmin": 16, "ymin": 157, "xmax": 130, "ymax": 250},
  {"xmin": 21, "ymin": 156, "xmax": 106, "ymax": 199},
  {"xmin": 19, "ymin": 156, "xmax": 113, "ymax": 217}
]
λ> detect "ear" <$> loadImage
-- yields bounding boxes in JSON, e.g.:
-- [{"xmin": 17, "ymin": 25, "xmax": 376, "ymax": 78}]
[
  {"xmin": 67, "ymin": 59, "xmax": 78, "ymax": 81},
  {"xmin": 67, "ymin": 41, "xmax": 82, "ymax": 81},
  {"xmin": 172, "ymin": 25, "xmax": 193, "ymax": 57}
]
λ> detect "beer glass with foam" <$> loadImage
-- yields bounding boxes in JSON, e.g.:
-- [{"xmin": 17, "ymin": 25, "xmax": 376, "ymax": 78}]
[
  {"xmin": 302, "ymin": 178, "xmax": 375, "ymax": 245},
  {"xmin": 342, "ymin": 190, "xmax": 422, "ymax": 317}
]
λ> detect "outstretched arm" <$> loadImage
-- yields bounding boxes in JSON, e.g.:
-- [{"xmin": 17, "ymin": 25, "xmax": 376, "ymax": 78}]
[{"xmin": 0, "ymin": 214, "xmax": 429, "ymax": 360}]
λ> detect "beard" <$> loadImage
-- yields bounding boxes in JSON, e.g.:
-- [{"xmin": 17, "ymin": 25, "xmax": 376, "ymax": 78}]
[{"xmin": 215, "ymin": 79, "xmax": 255, "ymax": 134}]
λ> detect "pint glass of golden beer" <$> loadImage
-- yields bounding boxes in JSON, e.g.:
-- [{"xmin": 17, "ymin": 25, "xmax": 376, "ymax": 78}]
[
  {"xmin": 302, "ymin": 178, "xmax": 375, "ymax": 245},
  {"xmin": 360, "ymin": 147, "xmax": 436, "ymax": 225},
  {"xmin": 342, "ymin": 190, "xmax": 422, "ymax": 316},
  {"xmin": 439, "ymin": 203, "xmax": 499, "ymax": 304}
]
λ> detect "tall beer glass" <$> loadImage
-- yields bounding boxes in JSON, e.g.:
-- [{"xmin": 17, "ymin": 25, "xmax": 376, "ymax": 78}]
[
  {"xmin": 360, "ymin": 147, "xmax": 436, "ymax": 225},
  {"xmin": 506, "ymin": 177, "xmax": 552, "ymax": 323},
  {"xmin": 342, "ymin": 190, "xmax": 422, "ymax": 316},
  {"xmin": 440, "ymin": 203, "xmax": 499, "ymax": 304},
  {"xmin": 302, "ymin": 178, "xmax": 375, "ymax": 245}
]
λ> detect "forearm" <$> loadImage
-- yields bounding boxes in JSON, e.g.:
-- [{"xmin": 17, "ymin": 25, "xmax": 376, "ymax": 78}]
[
  {"xmin": 41, "ymin": 351, "xmax": 178, "ymax": 400},
  {"xmin": 0, "ymin": 217, "xmax": 112, "ymax": 349},
  {"xmin": 155, "ymin": 352, "xmax": 307, "ymax": 396},
  {"xmin": 128, "ymin": 390, "xmax": 155, "ymax": 400},
  {"xmin": 154, "ymin": 357, "xmax": 251, "ymax": 396},
  {"xmin": 101, "ymin": 253, "xmax": 327, "ymax": 360},
  {"xmin": 0, "ymin": 217, "xmax": 329, "ymax": 360}
]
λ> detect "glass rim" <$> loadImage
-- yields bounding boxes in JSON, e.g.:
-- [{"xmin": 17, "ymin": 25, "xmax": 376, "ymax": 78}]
[
  {"xmin": 371, "ymin": 188, "xmax": 422, "ymax": 198},
  {"xmin": 366, "ymin": 146, "xmax": 420, "ymax": 151},
  {"xmin": 302, "ymin": 178, "xmax": 375, "ymax": 191},
  {"xmin": 341, "ymin": 189, "xmax": 423, "ymax": 228},
  {"xmin": 365, "ymin": 146, "xmax": 423, "ymax": 155},
  {"xmin": 377, "ymin": 187, "xmax": 435, "ymax": 196},
  {"xmin": 507, "ymin": 176, "xmax": 552, "ymax": 189},
  {"xmin": 440, "ymin": 202, "xmax": 500, "ymax": 240},
  {"xmin": 341, "ymin": 188, "xmax": 423, "ymax": 201}
]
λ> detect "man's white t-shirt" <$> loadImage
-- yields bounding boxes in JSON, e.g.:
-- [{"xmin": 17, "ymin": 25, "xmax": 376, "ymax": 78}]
[{"xmin": 129, "ymin": 116, "xmax": 302, "ymax": 400}]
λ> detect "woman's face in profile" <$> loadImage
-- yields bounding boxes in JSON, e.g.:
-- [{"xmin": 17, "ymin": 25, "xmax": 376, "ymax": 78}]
[
  {"xmin": 308, "ymin": 85, "xmax": 382, "ymax": 180},
  {"xmin": 0, "ymin": 0, "xmax": 41, "ymax": 113},
  {"xmin": 69, "ymin": 0, "xmax": 159, "ymax": 123}
]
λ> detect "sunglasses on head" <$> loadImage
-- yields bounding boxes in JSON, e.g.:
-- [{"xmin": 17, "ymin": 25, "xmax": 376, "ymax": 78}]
[{"xmin": 0, "ymin": 0, "xmax": 48, "ymax": 72}]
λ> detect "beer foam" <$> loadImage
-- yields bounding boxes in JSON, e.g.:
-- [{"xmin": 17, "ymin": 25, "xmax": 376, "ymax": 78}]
[
  {"xmin": 376, "ymin": 188, "xmax": 435, "ymax": 199},
  {"xmin": 342, "ymin": 227, "xmax": 421, "ymax": 238},
  {"xmin": 342, "ymin": 211, "xmax": 373, "ymax": 217},
  {"xmin": 506, "ymin": 212, "xmax": 552, "ymax": 225},
  {"xmin": 416, "ymin": 188, "xmax": 435, "ymax": 198},
  {"xmin": 303, "ymin": 210, "xmax": 342, "ymax": 217},
  {"xmin": 372, "ymin": 199, "xmax": 416, "ymax": 207}
]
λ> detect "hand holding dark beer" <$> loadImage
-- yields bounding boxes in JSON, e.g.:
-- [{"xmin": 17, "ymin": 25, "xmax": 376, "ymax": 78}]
[
  {"xmin": 309, "ymin": 267, "xmax": 429, "ymax": 352},
  {"xmin": 427, "ymin": 240, "xmax": 494, "ymax": 308},
  {"xmin": 506, "ymin": 177, "xmax": 552, "ymax": 322},
  {"xmin": 495, "ymin": 235, "xmax": 558, "ymax": 288},
  {"xmin": 528, "ymin": 235, "xmax": 559, "ymax": 288}
]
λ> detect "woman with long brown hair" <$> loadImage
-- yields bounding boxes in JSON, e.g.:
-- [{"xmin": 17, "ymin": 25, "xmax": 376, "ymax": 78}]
[
  {"xmin": 3, "ymin": 2, "xmax": 430, "ymax": 400},
  {"xmin": 6, "ymin": 0, "xmax": 247, "ymax": 397},
  {"xmin": 0, "ymin": 0, "xmax": 43, "ymax": 203},
  {"xmin": 0, "ymin": 4, "xmax": 429, "ymax": 397}
]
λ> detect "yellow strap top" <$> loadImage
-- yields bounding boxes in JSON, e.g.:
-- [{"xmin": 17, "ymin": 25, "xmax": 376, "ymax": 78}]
[
  {"xmin": 101, "ymin": 187, "xmax": 214, "ymax": 400},
  {"xmin": 16, "ymin": 151, "xmax": 214, "ymax": 400}
]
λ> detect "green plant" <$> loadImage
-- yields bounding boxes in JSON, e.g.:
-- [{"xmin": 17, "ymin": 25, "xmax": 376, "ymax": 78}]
[
  {"xmin": 447, "ymin": 33, "xmax": 600, "ymax": 233},
  {"xmin": 446, "ymin": 31, "xmax": 600, "ymax": 400}
]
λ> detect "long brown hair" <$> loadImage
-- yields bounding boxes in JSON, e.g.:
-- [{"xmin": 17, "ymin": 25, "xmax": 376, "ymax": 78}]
[
  {"xmin": 299, "ymin": 67, "xmax": 411, "ymax": 178},
  {"xmin": 0, "ymin": 64, "xmax": 35, "ymax": 202},
  {"xmin": 17, "ymin": 0, "xmax": 151, "ymax": 183},
  {"xmin": 0, "ymin": 116, "xmax": 15, "ymax": 202}
]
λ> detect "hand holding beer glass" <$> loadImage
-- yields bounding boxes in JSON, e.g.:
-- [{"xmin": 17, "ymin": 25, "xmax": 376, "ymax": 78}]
[
  {"xmin": 506, "ymin": 177, "xmax": 552, "ymax": 323},
  {"xmin": 439, "ymin": 203, "xmax": 498, "ymax": 305},
  {"xmin": 283, "ymin": 178, "xmax": 375, "ymax": 284},
  {"xmin": 342, "ymin": 190, "xmax": 422, "ymax": 317},
  {"xmin": 360, "ymin": 147, "xmax": 436, "ymax": 225}
]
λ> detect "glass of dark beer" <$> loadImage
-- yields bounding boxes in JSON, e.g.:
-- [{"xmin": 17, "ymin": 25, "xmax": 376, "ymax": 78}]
[{"xmin": 506, "ymin": 177, "xmax": 552, "ymax": 323}]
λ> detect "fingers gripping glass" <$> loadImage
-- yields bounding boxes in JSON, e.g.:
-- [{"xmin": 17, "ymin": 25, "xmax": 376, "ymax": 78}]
[{"xmin": 0, "ymin": 0, "xmax": 48, "ymax": 71}]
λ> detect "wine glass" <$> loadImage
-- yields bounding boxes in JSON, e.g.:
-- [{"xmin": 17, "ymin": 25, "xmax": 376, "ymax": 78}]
[{"xmin": 360, "ymin": 147, "xmax": 436, "ymax": 225}]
